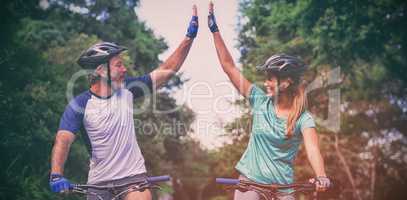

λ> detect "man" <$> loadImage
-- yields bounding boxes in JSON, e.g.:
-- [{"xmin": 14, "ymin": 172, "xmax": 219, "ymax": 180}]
[{"xmin": 49, "ymin": 6, "xmax": 199, "ymax": 200}]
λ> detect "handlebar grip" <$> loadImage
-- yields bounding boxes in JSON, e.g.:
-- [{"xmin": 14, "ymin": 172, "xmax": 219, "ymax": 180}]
[
  {"xmin": 147, "ymin": 175, "xmax": 171, "ymax": 183},
  {"xmin": 216, "ymin": 178, "xmax": 240, "ymax": 185}
]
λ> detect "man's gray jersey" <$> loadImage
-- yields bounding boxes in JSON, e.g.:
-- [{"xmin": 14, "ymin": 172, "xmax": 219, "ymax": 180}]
[{"xmin": 58, "ymin": 75, "xmax": 152, "ymax": 184}]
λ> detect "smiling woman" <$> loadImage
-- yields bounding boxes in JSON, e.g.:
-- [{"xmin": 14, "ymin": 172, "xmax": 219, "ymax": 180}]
[{"xmin": 207, "ymin": 1, "xmax": 330, "ymax": 199}]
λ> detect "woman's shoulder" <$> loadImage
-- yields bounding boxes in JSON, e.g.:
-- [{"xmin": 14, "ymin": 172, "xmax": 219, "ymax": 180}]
[
  {"xmin": 301, "ymin": 110, "xmax": 313, "ymax": 117},
  {"xmin": 298, "ymin": 110, "xmax": 315, "ymax": 123},
  {"xmin": 248, "ymin": 84, "xmax": 272, "ymax": 106},
  {"xmin": 250, "ymin": 84, "xmax": 265, "ymax": 95}
]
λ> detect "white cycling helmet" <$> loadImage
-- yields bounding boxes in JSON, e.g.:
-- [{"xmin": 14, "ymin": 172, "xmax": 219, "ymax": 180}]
[{"xmin": 257, "ymin": 53, "xmax": 308, "ymax": 76}]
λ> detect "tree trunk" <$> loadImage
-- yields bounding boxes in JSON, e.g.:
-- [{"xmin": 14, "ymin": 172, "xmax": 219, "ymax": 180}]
[
  {"xmin": 334, "ymin": 134, "xmax": 363, "ymax": 200},
  {"xmin": 196, "ymin": 186, "xmax": 204, "ymax": 200},
  {"xmin": 370, "ymin": 148, "xmax": 377, "ymax": 200}
]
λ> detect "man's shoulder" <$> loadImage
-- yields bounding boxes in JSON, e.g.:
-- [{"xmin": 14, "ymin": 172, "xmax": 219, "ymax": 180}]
[
  {"xmin": 68, "ymin": 90, "xmax": 92, "ymax": 109},
  {"xmin": 124, "ymin": 74, "xmax": 153, "ymax": 98},
  {"xmin": 124, "ymin": 75, "xmax": 152, "ymax": 87}
]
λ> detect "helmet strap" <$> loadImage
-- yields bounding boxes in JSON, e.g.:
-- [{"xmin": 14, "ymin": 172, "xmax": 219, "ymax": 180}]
[
  {"xmin": 274, "ymin": 77, "xmax": 280, "ymax": 105},
  {"xmin": 107, "ymin": 61, "xmax": 112, "ymax": 86}
]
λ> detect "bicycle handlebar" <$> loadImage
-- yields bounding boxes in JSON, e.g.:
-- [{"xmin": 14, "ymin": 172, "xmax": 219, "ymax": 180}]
[
  {"xmin": 72, "ymin": 175, "xmax": 171, "ymax": 190},
  {"xmin": 147, "ymin": 175, "xmax": 171, "ymax": 183},
  {"xmin": 216, "ymin": 178, "xmax": 240, "ymax": 185},
  {"xmin": 216, "ymin": 177, "xmax": 334, "ymax": 200},
  {"xmin": 216, "ymin": 177, "xmax": 316, "ymax": 190}
]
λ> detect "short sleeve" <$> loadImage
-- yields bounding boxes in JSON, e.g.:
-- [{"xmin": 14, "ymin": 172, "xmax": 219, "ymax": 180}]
[
  {"xmin": 248, "ymin": 84, "xmax": 268, "ymax": 108},
  {"xmin": 299, "ymin": 111, "xmax": 316, "ymax": 132},
  {"xmin": 58, "ymin": 92, "xmax": 90, "ymax": 134},
  {"xmin": 125, "ymin": 74, "xmax": 153, "ymax": 99}
]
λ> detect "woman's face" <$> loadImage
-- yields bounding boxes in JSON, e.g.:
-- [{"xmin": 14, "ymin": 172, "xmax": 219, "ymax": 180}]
[
  {"xmin": 264, "ymin": 72, "xmax": 292, "ymax": 97},
  {"xmin": 264, "ymin": 72, "xmax": 278, "ymax": 96}
]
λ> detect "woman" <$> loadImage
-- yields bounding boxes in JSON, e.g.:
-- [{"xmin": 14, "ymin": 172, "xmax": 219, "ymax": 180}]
[{"xmin": 208, "ymin": 2, "xmax": 330, "ymax": 200}]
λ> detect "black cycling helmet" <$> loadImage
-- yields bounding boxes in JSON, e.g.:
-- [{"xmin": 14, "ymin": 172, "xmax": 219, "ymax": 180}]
[
  {"xmin": 256, "ymin": 53, "xmax": 308, "ymax": 76},
  {"xmin": 77, "ymin": 42, "xmax": 127, "ymax": 69}
]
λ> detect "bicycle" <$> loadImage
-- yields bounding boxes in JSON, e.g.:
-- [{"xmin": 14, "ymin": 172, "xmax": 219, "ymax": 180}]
[
  {"xmin": 68, "ymin": 175, "xmax": 171, "ymax": 200},
  {"xmin": 216, "ymin": 177, "xmax": 331, "ymax": 200}
]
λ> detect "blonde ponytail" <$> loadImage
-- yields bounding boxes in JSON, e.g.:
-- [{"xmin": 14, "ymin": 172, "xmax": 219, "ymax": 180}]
[{"xmin": 286, "ymin": 83, "xmax": 307, "ymax": 138}]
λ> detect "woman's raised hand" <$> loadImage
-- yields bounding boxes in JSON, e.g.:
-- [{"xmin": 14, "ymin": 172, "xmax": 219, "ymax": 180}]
[{"xmin": 208, "ymin": 1, "xmax": 219, "ymax": 33}]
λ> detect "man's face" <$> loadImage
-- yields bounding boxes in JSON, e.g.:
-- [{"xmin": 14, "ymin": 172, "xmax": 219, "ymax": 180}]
[{"xmin": 109, "ymin": 55, "xmax": 127, "ymax": 82}]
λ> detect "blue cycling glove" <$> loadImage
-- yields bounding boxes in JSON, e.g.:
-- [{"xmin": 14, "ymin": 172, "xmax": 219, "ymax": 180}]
[
  {"xmin": 208, "ymin": 2, "xmax": 219, "ymax": 33},
  {"xmin": 49, "ymin": 173, "xmax": 72, "ymax": 193},
  {"xmin": 186, "ymin": 16, "xmax": 199, "ymax": 38},
  {"xmin": 208, "ymin": 13, "xmax": 219, "ymax": 33}
]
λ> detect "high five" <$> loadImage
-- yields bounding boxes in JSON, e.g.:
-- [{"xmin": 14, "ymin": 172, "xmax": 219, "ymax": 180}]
[{"xmin": 49, "ymin": 2, "xmax": 330, "ymax": 200}]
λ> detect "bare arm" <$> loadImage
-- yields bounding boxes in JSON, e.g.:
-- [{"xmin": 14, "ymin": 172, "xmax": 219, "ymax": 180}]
[
  {"xmin": 209, "ymin": 2, "xmax": 252, "ymax": 97},
  {"xmin": 150, "ymin": 37, "xmax": 194, "ymax": 88},
  {"xmin": 212, "ymin": 32, "xmax": 252, "ymax": 97},
  {"xmin": 50, "ymin": 131, "xmax": 75, "ymax": 175},
  {"xmin": 150, "ymin": 5, "xmax": 197, "ymax": 88},
  {"xmin": 302, "ymin": 128, "xmax": 327, "ymax": 177}
]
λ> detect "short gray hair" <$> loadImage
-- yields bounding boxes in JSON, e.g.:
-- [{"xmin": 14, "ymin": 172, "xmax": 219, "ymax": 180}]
[{"xmin": 88, "ymin": 64, "xmax": 107, "ymax": 85}]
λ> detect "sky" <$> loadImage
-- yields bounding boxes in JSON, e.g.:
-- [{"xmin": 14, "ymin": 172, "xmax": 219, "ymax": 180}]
[{"xmin": 136, "ymin": 0, "xmax": 243, "ymax": 149}]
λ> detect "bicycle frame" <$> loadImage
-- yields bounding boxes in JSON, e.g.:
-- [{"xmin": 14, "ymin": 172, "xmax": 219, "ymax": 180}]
[
  {"xmin": 216, "ymin": 178, "xmax": 318, "ymax": 200},
  {"xmin": 70, "ymin": 175, "xmax": 171, "ymax": 200}
]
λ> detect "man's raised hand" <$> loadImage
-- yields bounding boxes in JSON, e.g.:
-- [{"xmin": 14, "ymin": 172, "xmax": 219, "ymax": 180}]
[{"xmin": 186, "ymin": 5, "xmax": 199, "ymax": 38}]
